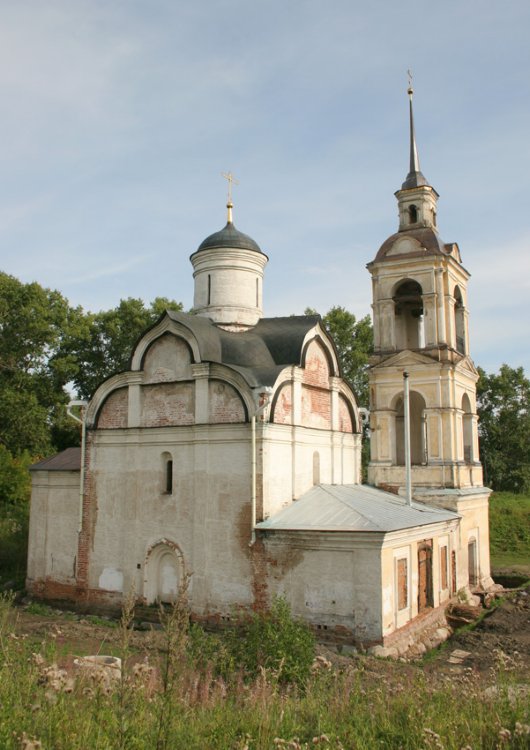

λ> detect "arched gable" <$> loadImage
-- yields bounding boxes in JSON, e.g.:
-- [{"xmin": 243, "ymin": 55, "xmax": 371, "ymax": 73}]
[
  {"xmin": 131, "ymin": 315, "xmax": 202, "ymax": 371},
  {"xmin": 142, "ymin": 332, "xmax": 193, "ymax": 382}
]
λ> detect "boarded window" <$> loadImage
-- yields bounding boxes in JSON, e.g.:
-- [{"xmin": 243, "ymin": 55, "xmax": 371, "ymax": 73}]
[
  {"xmin": 440, "ymin": 545, "xmax": 448, "ymax": 590},
  {"xmin": 451, "ymin": 550, "xmax": 457, "ymax": 594},
  {"xmin": 397, "ymin": 558, "xmax": 408, "ymax": 610}
]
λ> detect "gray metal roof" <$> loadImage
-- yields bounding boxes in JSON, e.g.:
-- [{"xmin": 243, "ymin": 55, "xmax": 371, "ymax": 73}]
[
  {"xmin": 30, "ymin": 447, "xmax": 81, "ymax": 472},
  {"xmin": 193, "ymin": 221, "xmax": 264, "ymax": 255},
  {"xmin": 162, "ymin": 311, "xmax": 324, "ymax": 388},
  {"xmin": 256, "ymin": 484, "xmax": 459, "ymax": 533}
]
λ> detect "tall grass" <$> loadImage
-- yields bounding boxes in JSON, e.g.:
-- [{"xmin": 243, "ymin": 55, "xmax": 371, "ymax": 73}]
[
  {"xmin": 0, "ymin": 593, "xmax": 528, "ymax": 750},
  {"xmin": 489, "ymin": 492, "xmax": 530, "ymax": 573}
]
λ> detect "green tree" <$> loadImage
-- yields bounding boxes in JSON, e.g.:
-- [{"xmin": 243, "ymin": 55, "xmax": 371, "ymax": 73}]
[
  {"xmin": 0, "ymin": 272, "xmax": 85, "ymax": 456},
  {"xmin": 477, "ymin": 364, "xmax": 530, "ymax": 493},
  {"xmin": 65, "ymin": 297, "xmax": 183, "ymax": 399},
  {"xmin": 305, "ymin": 305, "xmax": 373, "ymax": 406}
]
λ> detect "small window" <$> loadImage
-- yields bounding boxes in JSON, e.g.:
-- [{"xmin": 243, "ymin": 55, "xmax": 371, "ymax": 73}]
[
  {"xmin": 440, "ymin": 545, "xmax": 448, "ymax": 590},
  {"xmin": 165, "ymin": 459, "xmax": 173, "ymax": 494},
  {"xmin": 408, "ymin": 205, "xmax": 418, "ymax": 223},
  {"xmin": 397, "ymin": 558, "xmax": 408, "ymax": 610},
  {"xmin": 207, "ymin": 274, "xmax": 211, "ymax": 305}
]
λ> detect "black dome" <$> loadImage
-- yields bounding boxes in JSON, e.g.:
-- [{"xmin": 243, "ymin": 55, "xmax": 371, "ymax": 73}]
[{"xmin": 196, "ymin": 222, "xmax": 262, "ymax": 254}]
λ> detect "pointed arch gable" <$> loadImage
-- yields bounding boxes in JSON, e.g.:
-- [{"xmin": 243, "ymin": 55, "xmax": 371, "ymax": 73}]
[{"xmin": 130, "ymin": 315, "xmax": 202, "ymax": 371}]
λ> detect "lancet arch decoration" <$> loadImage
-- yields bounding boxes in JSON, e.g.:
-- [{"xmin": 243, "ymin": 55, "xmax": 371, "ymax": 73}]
[
  {"xmin": 392, "ymin": 390, "xmax": 428, "ymax": 466},
  {"xmin": 143, "ymin": 539, "xmax": 186, "ymax": 605}
]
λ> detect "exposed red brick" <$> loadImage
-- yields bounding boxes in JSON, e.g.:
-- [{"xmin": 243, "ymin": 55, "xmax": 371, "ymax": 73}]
[
  {"xmin": 96, "ymin": 388, "xmax": 128, "ymax": 429},
  {"xmin": 208, "ymin": 381, "xmax": 246, "ymax": 423},
  {"xmin": 141, "ymin": 382, "xmax": 194, "ymax": 427},
  {"xmin": 272, "ymin": 383, "xmax": 292, "ymax": 425}
]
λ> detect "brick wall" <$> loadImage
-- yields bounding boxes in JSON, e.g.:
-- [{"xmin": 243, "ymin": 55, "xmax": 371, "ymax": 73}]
[
  {"xmin": 97, "ymin": 388, "xmax": 128, "ymax": 429},
  {"xmin": 208, "ymin": 381, "xmax": 246, "ymax": 423},
  {"xmin": 272, "ymin": 383, "xmax": 292, "ymax": 424},
  {"xmin": 141, "ymin": 382, "xmax": 195, "ymax": 427},
  {"xmin": 338, "ymin": 394, "xmax": 353, "ymax": 432}
]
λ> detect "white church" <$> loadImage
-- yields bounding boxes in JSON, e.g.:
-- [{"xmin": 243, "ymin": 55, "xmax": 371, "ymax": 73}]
[{"xmin": 27, "ymin": 89, "xmax": 493, "ymax": 648}]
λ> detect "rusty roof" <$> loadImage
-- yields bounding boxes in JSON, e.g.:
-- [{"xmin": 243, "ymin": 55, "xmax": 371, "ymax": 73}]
[{"xmin": 30, "ymin": 447, "xmax": 81, "ymax": 472}]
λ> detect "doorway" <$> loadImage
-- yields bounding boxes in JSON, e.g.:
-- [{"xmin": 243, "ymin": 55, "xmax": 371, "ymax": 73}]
[{"xmin": 418, "ymin": 543, "xmax": 433, "ymax": 612}]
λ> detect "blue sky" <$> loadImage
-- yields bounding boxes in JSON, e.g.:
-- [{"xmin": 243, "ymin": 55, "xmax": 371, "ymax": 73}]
[{"xmin": 1, "ymin": 0, "xmax": 529, "ymax": 373}]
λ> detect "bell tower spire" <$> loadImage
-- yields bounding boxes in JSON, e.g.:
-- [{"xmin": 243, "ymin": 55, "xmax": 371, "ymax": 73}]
[
  {"xmin": 402, "ymin": 73, "xmax": 428, "ymax": 189},
  {"xmin": 395, "ymin": 77, "xmax": 439, "ymax": 232}
]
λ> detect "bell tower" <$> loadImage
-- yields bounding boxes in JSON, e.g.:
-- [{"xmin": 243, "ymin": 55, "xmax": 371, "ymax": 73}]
[{"xmin": 367, "ymin": 84, "xmax": 485, "ymax": 496}]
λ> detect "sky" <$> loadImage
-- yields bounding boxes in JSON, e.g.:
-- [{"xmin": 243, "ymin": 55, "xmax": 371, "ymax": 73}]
[{"xmin": 1, "ymin": 0, "xmax": 529, "ymax": 374}]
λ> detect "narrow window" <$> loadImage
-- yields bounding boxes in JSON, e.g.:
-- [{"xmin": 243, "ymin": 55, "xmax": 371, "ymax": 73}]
[
  {"xmin": 397, "ymin": 558, "xmax": 408, "ymax": 610},
  {"xmin": 165, "ymin": 459, "xmax": 173, "ymax": 494},
  {"xmin": 408, "ymin": 204, "xmax": 418, "ymax": 223},
  {"xmin": 207, "ymin": 274, "xmax": 211, "ymax": 305},
  {"xmin": 256, "ymin": 277, "xmax": 259, "ymax": 307},
  {"xmin": 440, "ymin": 546, "xmax": 448, "ymax": 590},
  {"xmin": 451, "ymin": 551, "xmax": 457, "ymax": 594}
]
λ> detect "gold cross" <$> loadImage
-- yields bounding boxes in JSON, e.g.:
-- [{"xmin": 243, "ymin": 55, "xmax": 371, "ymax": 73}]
[{"xmin": 221, "ymin": 171, "xmax": 239, "ymax": 204}]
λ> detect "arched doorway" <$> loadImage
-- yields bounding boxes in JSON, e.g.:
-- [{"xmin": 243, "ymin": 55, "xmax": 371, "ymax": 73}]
[
  {"xmin": 144, "ymin": 541, "xmax": 183, "ymax": 604},
  {"xmin": 417, "ymin": 543, "xmax": 433, "ymax": 612}
]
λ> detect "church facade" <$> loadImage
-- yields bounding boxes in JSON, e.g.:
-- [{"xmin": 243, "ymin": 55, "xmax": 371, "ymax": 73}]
[{"xmin": 27, "ymin": 91, "xmax": 493, "ymax": 647}]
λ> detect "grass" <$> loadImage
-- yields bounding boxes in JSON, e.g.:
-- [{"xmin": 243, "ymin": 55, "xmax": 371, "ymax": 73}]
[
  {"xmin": 0, "ymin": 593, "xmax": 528, "ymax": 750},
  {"xmin": 489, "ymin": 492, "xmax": 530, "ymax": 576}
]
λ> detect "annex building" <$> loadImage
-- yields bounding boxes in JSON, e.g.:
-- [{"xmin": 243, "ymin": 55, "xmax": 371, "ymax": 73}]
[{"xmin": 27, "ymin": 89, "xmax": 494, "ymax": 647}]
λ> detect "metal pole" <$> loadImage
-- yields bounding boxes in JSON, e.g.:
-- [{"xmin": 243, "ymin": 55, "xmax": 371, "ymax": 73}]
[{"xmin": 403, "ymin": 372, "xmax": 412, "ymax": 505}]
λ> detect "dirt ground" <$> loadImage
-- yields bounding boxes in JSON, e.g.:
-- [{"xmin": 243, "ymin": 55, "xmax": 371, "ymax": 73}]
[{"xmin": 10, "ymin": 583, "xmax": 530, "ymax": 688}]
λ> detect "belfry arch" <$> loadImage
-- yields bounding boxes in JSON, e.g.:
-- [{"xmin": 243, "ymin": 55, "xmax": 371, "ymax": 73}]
[{"xmin": 393, "ymin": 280, "xmax": 424, "ymax": 349}]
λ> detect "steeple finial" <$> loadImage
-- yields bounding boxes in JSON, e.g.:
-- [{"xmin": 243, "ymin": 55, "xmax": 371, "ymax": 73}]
[
  {"xmin": 221, "ymin": 171, "xmax": 239, "ymax": 223},
  {"xmin": 402, "ymin": 72, "xmax": 428, "ymax": 190}
]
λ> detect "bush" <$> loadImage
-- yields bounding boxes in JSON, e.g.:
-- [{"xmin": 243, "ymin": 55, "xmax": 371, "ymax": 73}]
[{"xmin": 225, "ymin": 596, "xmax": 315, "ymax": 686}]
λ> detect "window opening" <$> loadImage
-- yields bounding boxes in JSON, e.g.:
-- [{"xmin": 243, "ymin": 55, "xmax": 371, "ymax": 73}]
[
  {"xmin": 408, "ymin": 204, "xmax": 418, "ymax": 223},
  {"xmin": 207, "ymin": 274, "xmax": 211, "ymax": 305},
  {"xmin": 393, "ymin": 280, "xmax": 424, "ymax": 349},
  {"xmin": 313, "ymin": 452, "xmax": 320, "ymax": 485},
  {"xmin": 454, "ymin": 286, "xmax": 465, "ymax": 353},
  {"xmin": 395, "ymin": 391, "xmax": 427, "ymax": 465},
  {"xmin": 165, "ymin": 459, "xmax": 173, "ymax": 494}
]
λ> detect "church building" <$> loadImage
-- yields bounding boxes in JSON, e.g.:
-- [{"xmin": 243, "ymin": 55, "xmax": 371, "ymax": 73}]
[{"xmin": 27, "ymin": 88, "xmax": 493, "ymax": 648}]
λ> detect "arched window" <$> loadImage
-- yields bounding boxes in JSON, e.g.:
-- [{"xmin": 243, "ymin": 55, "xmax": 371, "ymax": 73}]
[
  {"xmin": 161, "ymin": 451, "xmax": 173, "ymax": 494},
  {"xmin": 454, "ymin": 286, "xmax": 465, "ymax": 353},
  {"xmin": 395, "ymin": 391, "xmax": 427, "ymax": 466},
  {"xmin": 393, "ymin": 280, "xmax": 424, "ymax": 349},
  {"xmin": 408, "ymin": 204, "xmax": 418, "ymax": 224},
  {"xmin": 462, "ymin": 393, "xmax": 473, "ymax": 463}
]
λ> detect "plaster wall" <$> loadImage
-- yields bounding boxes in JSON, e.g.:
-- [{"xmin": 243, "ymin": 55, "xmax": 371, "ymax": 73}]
[
  {"xmin": 262, "ymin": 534, "xmax": 384, "ymax": 642},
  {"xmin": 27, "ymin": 471, "xmax": 79, "ymax": 587}
]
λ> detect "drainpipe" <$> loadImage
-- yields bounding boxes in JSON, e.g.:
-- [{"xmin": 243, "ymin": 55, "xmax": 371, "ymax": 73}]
[
  {"xmin": 250, "ymin": 387, "xmax": 273, "ymax": 546},
  {"xmin": 403, "ymin": 372, "xmax": 412, "ymax": 506},
  {"xmin": 67, "ymin": 399, "xmax": 88, "ymax": 534}
]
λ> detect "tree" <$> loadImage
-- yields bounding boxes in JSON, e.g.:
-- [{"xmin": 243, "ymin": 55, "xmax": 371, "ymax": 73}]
[
  {"xmin": 305, "ymin": 305, "xmax": 373, "ymax": 407},
  {"xmin": 477, "ymin": 364, "xmax": 530, "ymax": 493},
  {"xmin": 0, "ymin": 272, "xmax": 85, "ymax": 456},
  {"xmin": 64, "ymin": 297, "xmax": 183, "ymax": 399}
]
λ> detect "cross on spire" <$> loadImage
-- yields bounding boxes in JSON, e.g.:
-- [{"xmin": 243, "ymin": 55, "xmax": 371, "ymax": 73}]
[{"xmin": 221, "ymin": 171, "xmax": 239, "ymax": 222}]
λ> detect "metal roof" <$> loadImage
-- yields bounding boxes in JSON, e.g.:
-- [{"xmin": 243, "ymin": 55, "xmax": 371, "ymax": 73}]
[
  {"xmin": 194, "ymin": 221, "xmax": 263, "ymax": 255},
  {"xmin": 30, "ymin": 447, "xmax": 81, "ymax": 472},
  {"xmin": 256, "ymin": 484, "xmax": 459, "ymax": 533},
  {"xmin": 163, "ymin": 311, "xmax": 324, "ymax": 388}
]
